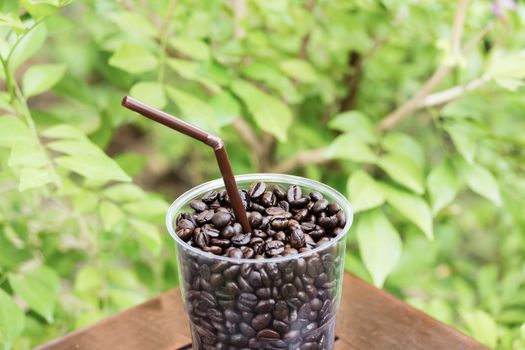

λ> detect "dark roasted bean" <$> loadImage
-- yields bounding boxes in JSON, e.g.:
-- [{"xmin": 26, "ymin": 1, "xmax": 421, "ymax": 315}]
[
  {"xmin": 248, "ymin": 182, "xmax": 266, "ymax": 198},
  {"xmin": 327, "ymin": 201, "xmax": 340, "ymax": 215},
  {"xmin": 202, "ymin": 190, "xmax": 218, "ymax": 203},
  {"xmin": 232, "ymin": 233, "xmax": 251, "ymax": 246},
  {"xmin": 190, "ymin": 199, "xmax": 207, "ymax": 212},
  {"xmin": 265, "ymin": 240, "xmax": 285, "ymax": 256},
  {"xmin": 309, "ymin": 191, "xmax": 323, "ymax": 201},
  {"xmin": 211, "ymin": 211, "xmax": 231, "ymax": 228},
  {"xmin": 311, "ymin": 199, "xmax": 329, "ymax": 213},
  {"xmin": 261, "ymin": 191, "xmax": 276, "ymax": 207},
  {"xmin": 287, "ymin": 185, "xmax": 302, "ymax": 202},
  {"xmin": 248, "ymin": 211, "xmax": 263, "ymax": 228},
  {"xmin": 289, "ymin": 229, "xmax": 305, "ymax": 249}
]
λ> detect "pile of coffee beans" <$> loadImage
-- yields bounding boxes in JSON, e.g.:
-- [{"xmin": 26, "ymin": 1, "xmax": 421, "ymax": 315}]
[
  {"xmin": 175, "ymin": 182, "xmax": 346, "ymax": 259},
  {"xmin": 179, "ymin": 249, "xmax": 341, "ymax": 349},
  {"xmin": 174, "ymin": 182, "xmax": 348, "ymax": 349}
]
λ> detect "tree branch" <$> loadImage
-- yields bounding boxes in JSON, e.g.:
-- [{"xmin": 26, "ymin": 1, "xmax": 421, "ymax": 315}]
[
  {"xmin": 420, "ymin": 74, "xmax": 490, "ymax": 107},
  {"xmin": 451, "ymin": 0, "xmax": 469, "ymax": 58},
  {"xmin": 378, "ymin": 0, "xmax": 491, "ymax": 131},
  {"xmin": 231, "ymin": 0, "xmax": 247, "ymax": 39},
  {"xmin": 270, "ymin": 148, "xmax": 329, "ymax": 174}
]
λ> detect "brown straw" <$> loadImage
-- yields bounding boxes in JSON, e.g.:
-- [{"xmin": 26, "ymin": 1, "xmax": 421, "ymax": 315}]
[{"xmin": 121, "ymin": 96, "xmax": 252, "ymax": 233}]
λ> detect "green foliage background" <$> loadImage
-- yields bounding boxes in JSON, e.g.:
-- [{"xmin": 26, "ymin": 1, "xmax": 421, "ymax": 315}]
[{"xmin": 0, "ymin": 0, "xmax": 524, "ymax": 349}]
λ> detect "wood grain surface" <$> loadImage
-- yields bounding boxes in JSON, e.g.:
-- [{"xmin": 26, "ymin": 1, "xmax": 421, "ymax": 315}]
[{"xmin": 37, "ymin": 273, "xmax": 489, "ymax": 350}]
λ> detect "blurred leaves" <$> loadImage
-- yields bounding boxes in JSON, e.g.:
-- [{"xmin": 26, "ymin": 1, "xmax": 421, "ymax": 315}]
[
  {"xmin": 356, "ymin": 209, "xmax": 402, "ymax": 287},
  {"xmin": 9, "ymin": 266, "xmax": 59, "ymax": 323}
]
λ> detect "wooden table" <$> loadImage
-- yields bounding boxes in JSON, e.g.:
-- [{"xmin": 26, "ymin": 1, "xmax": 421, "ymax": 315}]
[{"xmin": 38, "ymin": 274, "xmax": 488, "ymax": 350}]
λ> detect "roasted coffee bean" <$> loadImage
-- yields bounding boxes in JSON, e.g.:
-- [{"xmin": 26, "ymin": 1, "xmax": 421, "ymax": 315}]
[
  {"xmin": 290, "ymin": 197, "xmax": 309, "ymax": 208},
  {"xmin": 272, "ymin": 185, "xmax": 286, "ymax": 199},
  {"xmin": 255, "ymin": 299, "xmax": 275, "ymax": 313},
  {"xmin": 271, "ymin": 217, "xmax": 288, "ymax": 230},
  {"xmin": 278, "ymin": 200, "xmax": 290, "ymax": 212},
  {"xmin": 287, "ymin": 185, "xmax": 302, "ymax": 202},
  {"xmin": 211, "ymin": 212, "xmax": 231, "ymax": 229},
  {"xmin": 226, "ymin": 248, "xmax": 243, "ymax": 259},
  {"xmin": 327, "ymin": 201, "xmax": 340, "ymax": 215},
  {"xmin": 176, "ymin": 227, "xmax": 193, "ymax": 241},
  {"xmin": 218, "ymin": 190, "xmax": 229, "ymax": 205},
  {"xmin": 203, "ymin": 245, "xmax": 222, "ymax": 255},
  {"xmin": 220, "ymin": 225, "xmax": 235, "ymax": 239},
  {"xmin": 266, "ymin": 206, "xmax": 285, "ymax": 216},
  {"xmin": 210, "ymin": 238, "xmax": 230, "ymax": 249},
  {"xmin": 311, "ymin": 199, "xmax": 329, "ymax": 213},
  {"xmin": 196, "ymin": 210, "xmax": 214, "ymax": 225},
  {"xmin": 289, "ymin": 229, "xmax": 305, "ymax": 249},
  {"xmin": 248, "ymin": 182, "xmax": 266, "ymax": 198},
  {"xmin": 309, "ymin": 191, "xmax": 323, "ymax": 201},
  {"xmin": 336, "ymin": 210, "xmax": 346, "ymax": 227},
  {"xmin": 202, "ymin": 190, "xmax": 218, "ymax": 204},
  {"xmin": 202, "ymin": 226, "xmax": 220, "ymax": 238},
  {"xmin": 190, "ymin": 199, "xmax": 207, "ymax": 212},
  {"xmin": 257, "ymin": 329, "xmax": 280, "ymax": 339},
  {"xmin": 281, "ymin": 283, "xmax": 297, "ymax": 299},
  {"xmin": 261, "ymin": 191, "xmax": 277, "ymax": 207},
  {"xmin": 232, "ymin": 233, "xmax": 251, "ymax": 246},
  {"xmin": 274, "ymin": 231, "xmax": 286, "ymax": 242},
  {"xmin": 240, "ymin": 189, "xmax": 251, "ymax": 209},
  {"xmin": 318, "ymin": 215, "xmax": 338, "ymax": 229},
  {"xmin": 248, "ymin": 211, "xmax": 263, "ymax": 228},
  {"xmin": 239, "ymin": 322, "xmax": 256, "ymax": 337},
  {"xmin": 265, "ymin": 240, "xmax": 285, "ymax": 256},
  {"xmin": 252, "ymin": 313, "xmax": 272, "ymax": 330},
  {"xmin": 293, "ymin": 208, "xmax": 309, "ymax": 221},
  {"xmin": 283, "ymin": 247, "xmax": 298, "ymax": 256}
]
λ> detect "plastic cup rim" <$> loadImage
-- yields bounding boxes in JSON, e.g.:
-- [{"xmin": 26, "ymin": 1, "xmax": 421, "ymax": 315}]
[{"xmin": 166, "ymin": 173, "xmax": 353, "ymax": 264}]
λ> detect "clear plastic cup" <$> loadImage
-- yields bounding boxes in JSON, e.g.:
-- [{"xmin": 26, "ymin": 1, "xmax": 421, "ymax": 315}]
[{"xmin": 166, "ymin": 174, "xmax": 353, "ymax": 350}]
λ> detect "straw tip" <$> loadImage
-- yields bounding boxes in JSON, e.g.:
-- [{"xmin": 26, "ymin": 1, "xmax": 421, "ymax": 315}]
[{"xmin": 121, "ymin": 95, "xmax": 130, "ymax": 106}]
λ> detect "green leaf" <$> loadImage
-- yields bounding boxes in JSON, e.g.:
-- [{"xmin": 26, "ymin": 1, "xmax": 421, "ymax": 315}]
[
  {"xmin": 0, "ymin": 289, "xmax": 25, "ymax": 349},
  {"xmin": 103, "ymin": 183, "xmax": 146, "ymax": 203},
  {"xmin": 445, "ymin": 123, "xmax": 477, "ymax": 164},
  {"xmin": 130, "ymin": 219, "xmax": 162, "ymax": 256},
  {"xmin": 170, "ymin": 37, "xmax": 210, "ymax": 61},
  {"xmin": 55, "ymin": 155, "xmax": 131, "ymax": 183},
  {"xmin": 384, "ymin": 185, "xmax": 434, "ymax": 240},
  {"xmin": 356, "ymin": 209, "xmax": 402, "ymax": 287},
  {"xmin": 461, "ymin": 310, "xmax": 497, "ymax": 348},
  {"xmin": 99, "ymin": 200, "xmax": 125, "ymax": 231},
  {"xmin": 0, "ymin": 12, "xmax": 25, "ymax": 33},
  {"xmin": 18, "ymin": 167, "xmax": 54, "ymax": 191},
  {"xmin": 9, "ymin": 266, "xmax": 59, "ymax": 322},
  {"xmin": 123, "ymin": 196, "xmax": 169, "ymax": 217},
  {"xmin": 378, "ymin": 154, "xmax": 425, "ymax": 194},
  {"xmin": 460, "ymin": 162, "xmax": 502, "ymax": 206},
  {"xmin": 328, "ymin": 111, "xmax": 377, "ymax": 144},
  {"xmin": 231, "ymin": 80, "xmax": 292, "ymax": 142},
  {"xmin": 21, "ymin": 0, "xmax": 60, "ymax": 18},
  {"xmin": 167, "ymin": 59, "xmax": 222, "ymax": 93},
  {"xmin": 108, "ymin": 288, "xmax": 145, "ymax": 310},
  {"xmin": 165, "ymin": 86, "xmax": 218, "ymax": 132},
  {"xmin": 74, "ymin": 266, "xmax": 102, "ymax": 293},
  {"xmin": 279, "ymin": 59, "xmax": 318, "ymax": 83},
  {"xmin": 427, "ymin": 161, "xmax": 458, "ymax": 215},
  {"xmin": 326, "ymin": 134, "xmax": 377, "ymax": 163},
  {"xmin": 0, "ymin": 116, "xmax": 33, "ymax": 147},
  {"xmin": 241, "ymin": 63, "xmax": 300, "ymax": 104},
  {"xmin": 130, "ymin": 81, "xmax": 166, "ymax": 109},
  {"xmin": 108, "ymin": 43, "xmax": 158, "ymax": 74},
  {"xmin": 10, "ymin": 22, "xmax": 47, "ymax": 70},
  {"xmin": 107, "ymin": 11, "xmax": 157, "ymax": 38},
  {"xmin": 382, "ymin": 132, "xmax": 425, "ymax": 169},
  {"xmin": 46, "ymin": 139, "xmax": 103, "ymax": 156},
  {"xmin": 347, "ymin": 170, "xmax": 385, "ymax": 212},
  {"xmin": 210, "ymin": 91, "xmax": 240, "ymax": 127},
  {"xmin": 487, "ymin": 51, "xmax": 525, "ymax": 91},
  {"xmin": 22, "ymin": 64, "xmax": 66, "ymax": 97},
  {"xmin": 8, "ymin": 144, "xmax": 47, "ymax": 168},
  {"xmin": 41, "ymin": 124, "xmax": 86, "ymax": 139}
]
